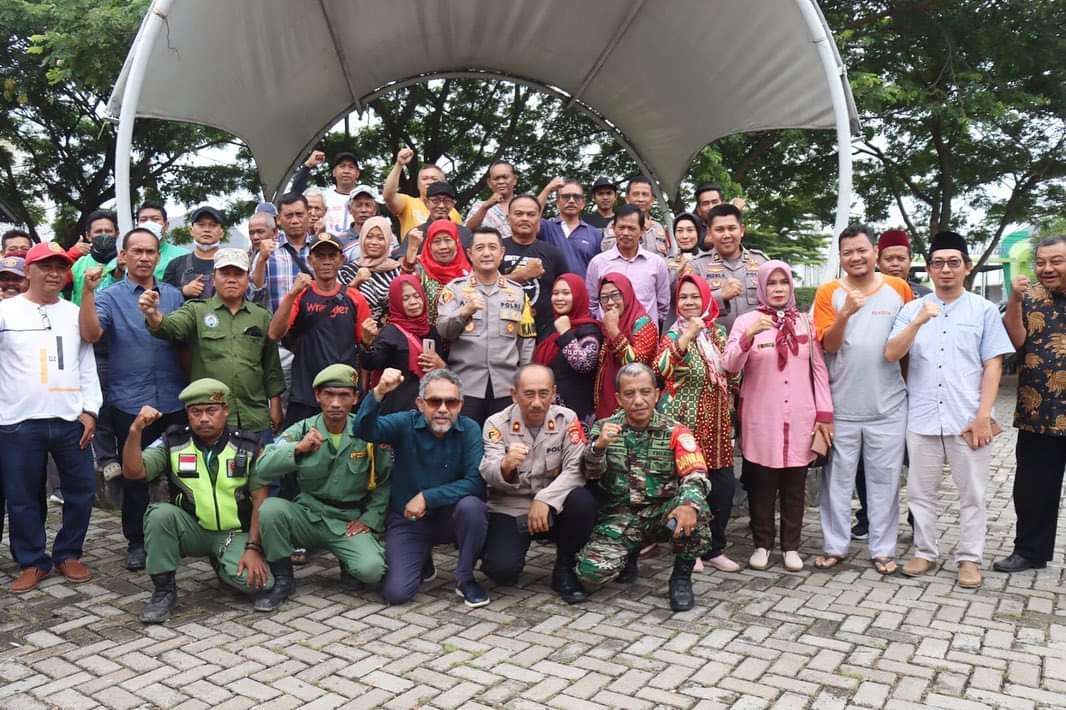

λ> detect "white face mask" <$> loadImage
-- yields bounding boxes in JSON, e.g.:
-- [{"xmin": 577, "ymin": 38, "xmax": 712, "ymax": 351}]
[{"xmin": 197, "ymin": 240, "xmax": 221, "ymax": 252}]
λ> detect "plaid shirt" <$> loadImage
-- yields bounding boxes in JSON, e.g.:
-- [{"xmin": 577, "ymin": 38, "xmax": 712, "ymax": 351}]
[{"xmin": 252, "ymin": 234, "xmax": 312, "ymax": 313}]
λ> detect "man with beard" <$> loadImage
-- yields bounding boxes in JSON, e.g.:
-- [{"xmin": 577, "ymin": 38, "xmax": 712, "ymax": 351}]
[
  {"xmin": 479, "ymin": 365, "xmax": 595, "ymax": 604},
  {"xmin": 355, "ymin": 367, "xmax": 490, "ymax": 607},
  {"xmin": 69, "ymin": 210, "xmax": 119, "ymax": 305},
  {"xmin": 995, "ymin": 235, "xmax": 1066, "ymax": 574},
  {"xmin": 163, "ymin": 206, "xmax": 227, "ymax": 301},
  {"xmin": 143, "ymin": 248, "xmax": 284, "ymax": 443},
  {"xmin": 437, "ymin": 228, "xmax": 536, "ymax": 425},
  {"xmin": 79, "ymin": 228, "xmax": 187, "ymax": 571},
  {"xmin": 0, "ymin": 242, "xmax": 101, "ymax": 593},
  {"xmin": 500, "ymin": 195, "xmax": 568, "ymax": 337},
  {"xmin": 253, "ymin": 364, "xmax": 392, "ymax": 609},
  {"xmin": 538, "ymin": 179, "xmax": 603, "ymax": 273}
]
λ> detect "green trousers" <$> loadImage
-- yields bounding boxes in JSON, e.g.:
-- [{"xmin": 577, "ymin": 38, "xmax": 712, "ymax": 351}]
[
  {"xmin": 258, "ymin": 497, "xmax": 386, "ymax": 584},
  {"xmin": 575, "ymin": 497, "xmax": 711, "ymax": 587},
  {"xmin": 144, "ymin": 503, "xmax": 274, "ymax": 592}
]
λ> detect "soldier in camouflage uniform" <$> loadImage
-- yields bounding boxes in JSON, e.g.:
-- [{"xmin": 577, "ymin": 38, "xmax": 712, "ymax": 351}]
[{"xmin": 575, "ymin": 363, "xmax": 712, "ymax": 611}]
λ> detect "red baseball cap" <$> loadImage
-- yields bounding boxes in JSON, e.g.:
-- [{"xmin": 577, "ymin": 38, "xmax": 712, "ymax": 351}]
[{"xmin": 24, "ymin": 242, "xmax": 74, "ymax": 268}]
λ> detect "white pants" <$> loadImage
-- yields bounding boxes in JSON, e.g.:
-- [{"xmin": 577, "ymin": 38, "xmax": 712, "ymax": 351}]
[
  {"xmin": 906, "ymin": 432, "xmax": 991, "ymax": 565},
  {"xmin": 820, "ymin": 405, "xmax": 906, "ymax": 558}
]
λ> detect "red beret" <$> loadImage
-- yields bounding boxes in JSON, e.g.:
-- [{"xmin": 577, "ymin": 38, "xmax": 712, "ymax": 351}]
[{"xmin": 877, "ymin": 229, "xmax": 911, "ymax": 251}]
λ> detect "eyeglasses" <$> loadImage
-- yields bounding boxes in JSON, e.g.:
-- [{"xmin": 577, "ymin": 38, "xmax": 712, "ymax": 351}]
[
  {"xmin": 559, "ymin": 193, "xmax": 584, "ymax": 202},
  {"xmin": 187, "ymin": 405, "xmax": 224, "ymax": 418},
  {"xmin": 600, "ymin": 290, "xmax": 624, "ymax": 303},
  {"xmin": 930, "ymin": 258, "xmax": 964, "ymax": 270},
  {"xmin": 424, "ymin": 397, "xmax": 462, "ymax": 410},
  {"xmin": 1, "ymin": 305, "xmax": 51, "ymax": 333}
]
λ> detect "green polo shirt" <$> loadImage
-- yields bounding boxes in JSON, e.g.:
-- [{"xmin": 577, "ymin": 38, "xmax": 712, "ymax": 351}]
[{"xmin": 149, "ymin": 294, "xmax": 284, "ymax": 432}]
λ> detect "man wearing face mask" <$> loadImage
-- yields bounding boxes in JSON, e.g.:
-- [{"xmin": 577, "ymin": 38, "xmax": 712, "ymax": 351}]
[
  {"xmin": 163, "ymin": 206, "xmax": 227, "ymax": 301},
  {"xmin": 69, "ymin": 211, "xmax": 119, "ymax": 306}
]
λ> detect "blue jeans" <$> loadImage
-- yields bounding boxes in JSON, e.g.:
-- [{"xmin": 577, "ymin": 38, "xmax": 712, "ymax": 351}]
[{"xmin": 0, "ymin": 418, "xmax": 95, "ymax": 571}]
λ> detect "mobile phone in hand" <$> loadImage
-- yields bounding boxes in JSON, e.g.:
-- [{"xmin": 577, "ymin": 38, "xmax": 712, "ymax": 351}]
[{"xmin": 422, "ymin": 338, "xmax": 435, "ymax": 353}]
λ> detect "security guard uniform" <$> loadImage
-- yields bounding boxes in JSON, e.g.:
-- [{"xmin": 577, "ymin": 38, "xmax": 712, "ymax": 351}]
[
  {"xmin": 140, "ymin": 380, "xmax": 276, "ymax": 616},
  {"xmin": 685, "ymin": 247, "xmax": 769, "ymax": 333},
  {"xmin": 435, "ymin": 273, "xmax": 536, "ymax": 420},
  {"xmin": 255, "ymin": 365, "xmax": 393, "ymax": 593},
  {"xmin": 479, "ymin": 403, "xmax": 595, "ymax": 603}
]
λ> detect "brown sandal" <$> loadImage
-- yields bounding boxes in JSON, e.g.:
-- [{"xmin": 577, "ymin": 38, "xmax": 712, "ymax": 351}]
[
  {"xmin": 814, "ymin": 554, "xmax": 844, "ymax": 569},
  {"xmin": 872, "ymin": 557, "xmax": 897, "ymax": 575}
]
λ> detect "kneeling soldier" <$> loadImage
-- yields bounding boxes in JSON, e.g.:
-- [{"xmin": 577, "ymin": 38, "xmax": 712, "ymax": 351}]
[
  {"xmin": 253, "ymin": 364, "xmax": 392, "ymax": 611},
  {"xmin": 122, "ymin": 379, "xmax": 273, "ymax": 624},
  {"xmin": 479, "ymin": 364, "xmax": 596, "ymax": 604},
  {"xmin": 576, "ymin": 363, "xmax": 712, "ymax": 611}
]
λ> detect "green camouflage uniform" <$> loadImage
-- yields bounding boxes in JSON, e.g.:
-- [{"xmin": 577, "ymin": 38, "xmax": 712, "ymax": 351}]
[{"xmin": 576, "ymin": 411, "xmax": 712, "ymax": 586}]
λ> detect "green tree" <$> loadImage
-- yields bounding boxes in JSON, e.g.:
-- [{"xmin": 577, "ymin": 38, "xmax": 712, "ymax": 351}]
[{"xmin": 0, "ymin": 0, "xmax": 254, "ymax": 244}]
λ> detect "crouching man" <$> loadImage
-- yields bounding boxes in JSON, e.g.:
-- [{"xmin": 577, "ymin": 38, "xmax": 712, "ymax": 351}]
[
  {"xmin": 122, "ymin": 379, "xmax": 273, "ymax": 624},
  {"xmin": 479, "ymin": 364, "xmax": 596, "ymax": 604},
  {"xmin": 576, "ymin": 363, "xmax": 712, "ymax": 611},
  {"xmin": 253, "ymin": 364, "xmax": 392, "ymax": 610}
]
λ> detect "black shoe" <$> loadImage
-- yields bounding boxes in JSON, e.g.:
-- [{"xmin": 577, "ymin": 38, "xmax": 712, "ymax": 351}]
[
  {"xmin": 340, "ymin": 567, "xmax": 365, "ymax": 592},
  {"xmin": 126, "ymin": 544, "xmax": 147, "ymax": 571},
  {"xmin": 254, "ymin": 559, "xmax": 295, "ymax": 612},
  {"xmin": 616, "ymin": 552, "xmax": 638, "ymax": 584},
  {"xmin": 992, "ymin": 552, "xmax": 1046, "ymax": 573},
  {"xmin": 421, "ymin": 556, "xmax": 437, "ymax": 582},
  {"xmin": 141, "ymin": 573, "xmax": 177, "ymax": 624},
  {"xmin": 551, "ymin": 561, "xmax": 588, "ymax": 605},
  {"xmin": 850, "ymin": 523, "xmax": 869, "ymax": 541},
  {"xmin": 455, "ymin": 579, "xmax": 490, "ymax": 608},
  {"xmin": 669, "ymin": 558, "xmax": 696, "ymax": 612}
]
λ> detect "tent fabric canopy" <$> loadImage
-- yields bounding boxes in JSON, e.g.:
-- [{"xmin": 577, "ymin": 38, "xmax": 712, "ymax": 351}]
[{"xmin": 107, "ymin": 0, "xmax": 858, "ymax": 203}]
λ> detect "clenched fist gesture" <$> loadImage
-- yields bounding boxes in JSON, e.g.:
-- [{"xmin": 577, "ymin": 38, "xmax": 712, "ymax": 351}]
[
  {"xmin": 304, "ymin": 150, "xmax": 326, "ymax": 169},
  {"xmin": 83, "ymin": 266, "xmax": 104, "ymax": 293},
  {"xmin": 914, "ymin": 300, "xmax": 940, "ymax": 326},
  {"xmin": 1011, "ymin": 275, "xmax": 1030, "ymax": 301},
  {"xmin": 374, "ymin": 368, "xmax": 404, "ymax": 400},
  {"xmin": 554, "ymin": 315, "xmax": 571, "ymax": 334},
  {"xmin": 719, "ymin": 278, "xmax": 743, "ymax": 302},
  {"xmin": 139, "ymin": 289, "xmax": 163, "ymax": 327},
  {"xmin": 132, "ymin": 405, "xmax": 162, "ymax": 433},
  {"xmin": 842, "ymin": 289, "xmax": 866, "ymax": 316},
  {"xmin": 502, "ymin": 442, "xmax": 530, "ymax": 476},
  {"xmin": 746, "ymin": 313, "xmax": 775, "ymax": 340},
  {"xmin": 290, "ymin": 272, "xmax": 313, "ymax": 297},
  {"xmin": 395, "ymin": 147, "xmax": 415, "ymax": 167},
  {"xmin": 295, "ymin": 427, "xmax": 324, "ymax": 455},
  {"xmin": 460, "ymin": 290, "xmax": 486, "ymax": 319},
  {"xmin": 594, "ymin": 422, "xmax": 623, "ymax": 451}
]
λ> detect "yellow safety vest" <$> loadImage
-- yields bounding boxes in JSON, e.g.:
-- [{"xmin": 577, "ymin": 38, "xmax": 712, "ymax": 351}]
[{"xmin": 165, "ymin": 430, "xmax": 257, "ymax": 531}]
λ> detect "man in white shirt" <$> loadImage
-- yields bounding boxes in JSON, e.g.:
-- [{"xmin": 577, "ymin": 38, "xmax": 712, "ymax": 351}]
[{"xmin": 0, "ymin": 242, "xmax": 102, "ymax": 593}]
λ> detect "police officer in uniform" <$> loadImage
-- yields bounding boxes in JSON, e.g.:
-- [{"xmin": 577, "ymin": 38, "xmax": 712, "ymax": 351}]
[
  {"xmin": 575, "ymin": 363, "xmax": 713, "ymax": 612},
  {"xmin": 253, "ymin": 364, "xmax": 392, "ymax": 610},
  {"xmin": 436, "ymin": 227, "xmax": 536, "ymax": 425},
  {"xmin": 479, "ymin": 364, "xmax": 597, "ymax": 604},
  {"xmin": 685, "ymin": 203, "xmax": 768, "ymax": 333},
  {"xmin": 121, "ymin": 379, "xmax": 273, "ymax": 624}
]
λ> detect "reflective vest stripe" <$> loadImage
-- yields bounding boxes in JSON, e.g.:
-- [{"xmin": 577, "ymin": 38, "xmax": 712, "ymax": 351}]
[{"xmin": 167, "ymin": 441, "xmax": 249, "ymax": 531}]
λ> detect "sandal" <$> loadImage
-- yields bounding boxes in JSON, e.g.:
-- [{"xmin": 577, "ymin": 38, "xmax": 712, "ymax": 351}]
[
  {"xmin": 814, "ymin": 554, "xmax": 844, "ymax": 569},
  {"xmin": 872, "ymin": 557, "xmax": 897, "ymax": 575}
]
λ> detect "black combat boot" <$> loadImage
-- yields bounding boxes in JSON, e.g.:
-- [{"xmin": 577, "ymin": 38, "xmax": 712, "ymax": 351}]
[
  {"xmin": 551, "ymin": 555, "xmax": 588, "ymax": 605},
  {"xmin": 669, "ymin": 557, "xmax": 696, "ymax": 612},
  {"xmin": 141, "ymin": 572, "xmax": 177, "ymax": 624},
  {"xmin": 254, "ymin": 559, "xmax": 295, "ymax": 612},
  {"xmin": 616, "ymin": 551, "xmax": 639, "ymax": 584}
]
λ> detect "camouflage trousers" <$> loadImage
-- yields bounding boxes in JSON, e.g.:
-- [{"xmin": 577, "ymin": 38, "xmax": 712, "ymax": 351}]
[{"xmin": 575, "ymin": 497, "xmax": 712, "ymax": 587}]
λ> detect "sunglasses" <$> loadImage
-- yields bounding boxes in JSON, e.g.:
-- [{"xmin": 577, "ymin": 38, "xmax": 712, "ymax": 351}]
[{"xmin": 423, "ymin": 397, "xmax": 462, "ymax": 410}]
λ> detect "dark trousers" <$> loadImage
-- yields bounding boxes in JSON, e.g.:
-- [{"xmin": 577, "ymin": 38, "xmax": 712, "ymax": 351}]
[
  {"xmin": 381, "ymin": 496, "xmax": 488, "ymax": 604},
  {"xmin": 706, "ymin": 466, "xmax": 735, "ymax": 558},
  {"xmin": 91, "ymin": 355, "xmax": 118, "ymax": 469},
  {"xmin": 481, "ymin": 487, "xmax": 597, "ymax": 585},
  {"xmin": 0, "ymin": 475, "xmax": 46, "ymax": 558},
  {"xmin": 743, "ymin": 459, "xmax": 807, "ymax": 552},
  {"xmin": 0, "ymin": 419, "xmax": 95, "ymax": 571},
  {"xmin": 112, "ymin": 408, "xmax": 186, "ymax": 548},
  {"xmin": 1013, "ymin": 430, "xmax": 1066, "ymax": 563}
]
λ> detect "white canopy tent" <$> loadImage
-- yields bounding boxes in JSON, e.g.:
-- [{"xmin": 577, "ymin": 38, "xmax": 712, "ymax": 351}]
[{"xmin": 107, "ymin": 0, "xmax": 859, "ymax": 242}]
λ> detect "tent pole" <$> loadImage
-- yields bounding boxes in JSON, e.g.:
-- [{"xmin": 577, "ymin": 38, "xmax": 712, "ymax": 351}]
[
  {"xmin": 796, "ymin": 0, "xmax": 853, "ymax": 272},
  {"xmin": 115, "ymin": 0, "xmax": 174, "ymax": 234}
]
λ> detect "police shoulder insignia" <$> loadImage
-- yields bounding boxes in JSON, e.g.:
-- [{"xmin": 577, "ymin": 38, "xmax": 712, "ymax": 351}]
[
  {"xmin": 439, "ymin": 289, "xmax": 454, "ymax": 304},
  {"xmin": 546, "ymin": 418, "xmax": 557, "ymax": 432},
  {"xmin": 512, "ymin": 421, "xmax": 521, "ymax": 433},
  {"xmin": 487, "ymin": 425, "xmax": 502, "ymax": 442},
  {"xmin": 566, "ymin": 419, "xmax": 587, "ymax": 445}
]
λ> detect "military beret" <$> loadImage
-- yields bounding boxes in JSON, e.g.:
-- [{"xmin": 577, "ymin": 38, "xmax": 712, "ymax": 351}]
[
  {"xmin": 179, "ymin": 378, "xmax": 230, "ymax": 406},
  {"xmin": 313, "ymin": 364, "xmax": 359, "ymax": 389}
]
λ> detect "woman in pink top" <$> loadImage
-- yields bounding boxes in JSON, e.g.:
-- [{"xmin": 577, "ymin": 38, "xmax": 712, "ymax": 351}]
[{"xmin": 723, "ymin": 260, "xmax": 833, "ymax": 572}]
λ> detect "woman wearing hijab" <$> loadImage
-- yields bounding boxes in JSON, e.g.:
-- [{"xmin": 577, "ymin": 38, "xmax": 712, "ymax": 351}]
[
  {"xmin": 401, "ymin": 219, "xmax": 471, "ymax": 323},
  {"xmin": 339, "ymin": 216, "xmax": 402, "ymax": 321},
  {"xmin": 533, "ymin": 274, "xmax": 603, "ymax": 425},
  {"xmin": 723, "ymin": 260, "xmax": 833, "ymax": 572},
  {"xmin": 359, "ymin": 274, "xmax": 446, "ymax": 414},
  {"xmin": 594, "ymin": 273, "xmax": 659, "ymax": 419},
  {"xmin": 667, "ymin": 213, "xmax": 705, "ymax": 287},
  {"xmin": 656, "ymin": 273, "xmax": 739, "ymax": 572}
]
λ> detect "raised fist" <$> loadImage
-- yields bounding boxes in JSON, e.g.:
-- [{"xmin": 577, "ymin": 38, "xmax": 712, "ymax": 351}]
[
  {"xmin": 601, "ymin": 307, "xmax": 620, "ymax": 336},
  {"xmin": 258, "ymin": 239, "xmax": 277, "ymax": 258},
  {"xmin": 503, "ymin": 442, "xmax": 530, "ymax": 472},
  {"xmin": 595, "ymin": 422, "xmax": 623, "ymax": 450},
  {"xmin": 290, "ymin": 272, "xmax": 313, "ymax": 296},
  {"xmin": 138, "ymin": 289, "xmax": 161, "ymax": 315},
  {"xmin": 83, "ymin": 266, "xmax": 104, "ymax": 292},
  {"xmin": 914, "ymin": 300, "xmax": 940, "ymax": 325},
  {"xmin": 305, "ymin": 150, "xmax": 326, "ymax": 168},
  {"xmin": 460, "ymin": 290, "xmax": 486, "ymax": 319},
  {"xmin": 842, "ymin": 289, "xmax": 866, "ymax": 316},
  {"xmin": 1011, "ymin": 275, "xmax": 1030, "ymax": 299},
  {"xmin": 133, "ymin": 405, "xmax": 162, "ymax": 431},
  {"xmin": 554, "ymin": 315, "xmax": 571, "ymax": 334},
  {"xmin": 719, "ymin": 278, "xmax": 743, "ymax": 301},
  {"xmin": 396, "ymin": 148, "xmax": 415, "ymax": 167},
  {"xmin": 182, "ymin": 278, "xmax": 205, "ymax": 299},
  {"xmin": 376, "ymin": 368, "xmax": 404, "ymax": 397},
  {"xmin": 354, "ymin": 267, "xmax": 373, "ymax": 286},
  {"xmin": 746, "ymin": 313, "xmax": 775, "ymax": 339},
  {"xmin": 295, "ymin": 427, "xmax": 324, "ymax": 455}
]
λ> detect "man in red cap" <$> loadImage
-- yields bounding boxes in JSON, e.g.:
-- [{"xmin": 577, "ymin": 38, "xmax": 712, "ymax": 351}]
[
  {"xmin": 878, "ymin": 229, "xmax": 931, "ymax": 297},
  {"xmin": 0, "ymin": 242, "xmax": 102, "ymax": 592}
]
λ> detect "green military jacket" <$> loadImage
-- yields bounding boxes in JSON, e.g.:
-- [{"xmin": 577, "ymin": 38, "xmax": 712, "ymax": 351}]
[
  {"xmin": 582, "ymin": 410, "xmax": 709, "ymax": 515},
  {"xmin": 149, "ymin": 294, "xmax": 285, "ymax": 432},
  {"xmin": 253, "ymin": 413, "xmax": 393, "ymax": 533}
]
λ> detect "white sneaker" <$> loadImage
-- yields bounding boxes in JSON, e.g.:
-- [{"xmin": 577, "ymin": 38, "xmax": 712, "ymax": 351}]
[
  {"xmin": 749, "ymin": 548, "xmax": 770, "ymax": 570},
  {"xmin": 101, "ymin": 462, "xmax": 123, "ymax": 481},
  {"xmin": 49, "ymin": 491, "xmax": 64, "ymax": 505},
  {"xmin": 783, "ymin": 551, "xmax": 803, "ymax": 572},
  {"xmin": 705, "ymin": 554, "xmax": 741, "ymax": 572}
]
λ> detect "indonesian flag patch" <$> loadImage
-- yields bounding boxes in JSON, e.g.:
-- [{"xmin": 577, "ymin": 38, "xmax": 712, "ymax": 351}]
[{"xmin": 177, "ymin": 454, "xmax": 197, "ymax": 474}]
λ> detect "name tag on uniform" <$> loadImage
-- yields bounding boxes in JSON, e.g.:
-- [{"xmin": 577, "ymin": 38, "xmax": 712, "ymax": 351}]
[{"xmin": 177, "ymin": 454, "xmax": 197, "ymax": 473}]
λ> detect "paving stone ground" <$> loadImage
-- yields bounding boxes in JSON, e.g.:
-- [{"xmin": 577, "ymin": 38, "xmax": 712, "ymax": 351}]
[{"xmin": 2, "ymin": 376, "xmax": 1065, "ymax": 709}]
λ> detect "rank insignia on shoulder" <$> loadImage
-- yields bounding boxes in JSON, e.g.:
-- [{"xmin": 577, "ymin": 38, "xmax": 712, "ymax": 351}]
[
  {"xmin": 487, "ymin": 425, "xmax": 502, "ymax": 442},
  {"xmin": 512, "ymin": 421, "xmax": 521, "ymax": 433}
]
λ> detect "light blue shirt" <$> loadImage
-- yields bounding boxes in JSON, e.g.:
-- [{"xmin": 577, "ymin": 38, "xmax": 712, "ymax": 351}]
[{"xmin": 891, "ymin": 290, "xmax": 1013, "ymax": 435}]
